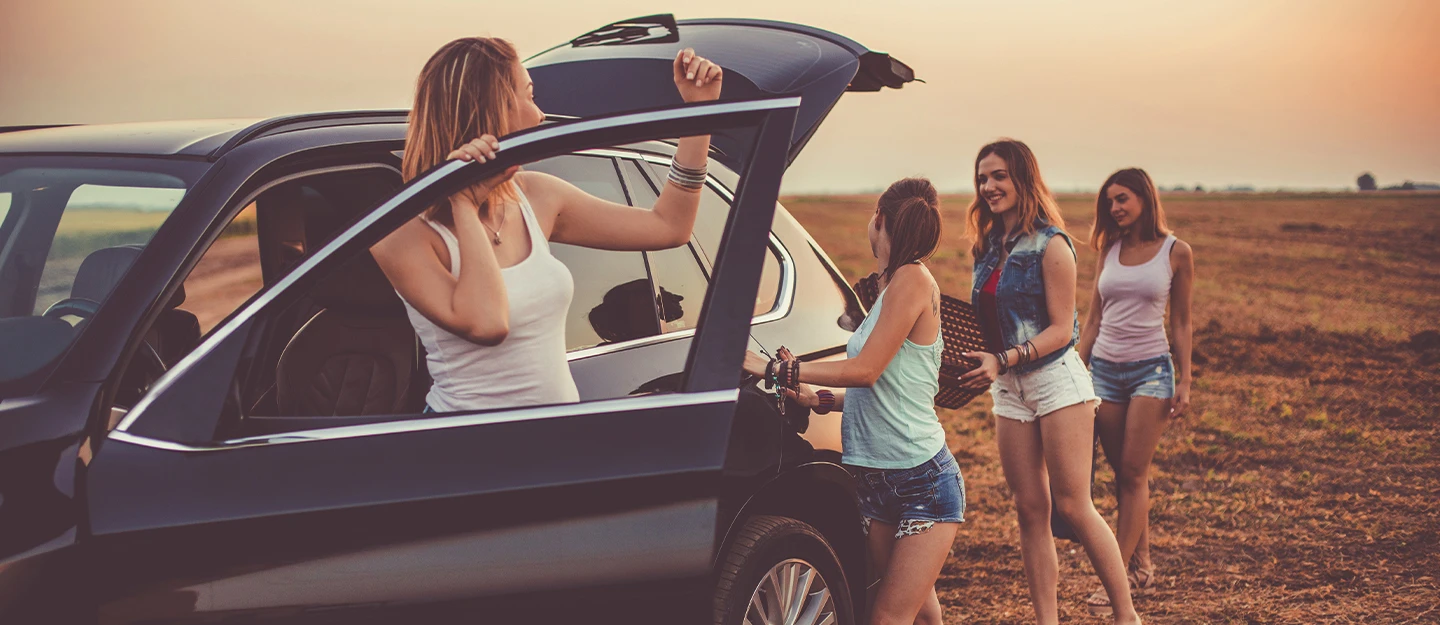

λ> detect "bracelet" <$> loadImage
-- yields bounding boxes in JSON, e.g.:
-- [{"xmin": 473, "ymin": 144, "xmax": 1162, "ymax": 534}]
[
  {"xmin": 995, "ymin": 350, "xmax": 1009, "ymax": 375},
  {"xmin": 1022, "ymin": 340, "xmax": 1037, "ymax": 366},
  {"xmin": 776, "ymin": 359, "xmax": 798, "ymax": 389},
  {"xmin": 764, "ymin": 358, "xmax": 777, "ymax": 388},
  {"xmin": 668, "ymin": 158, "xmax": 707, "ymax": 191},
  {"xmin": 814, "ymin": 389, "xmax": 835, "ymax": 414}
]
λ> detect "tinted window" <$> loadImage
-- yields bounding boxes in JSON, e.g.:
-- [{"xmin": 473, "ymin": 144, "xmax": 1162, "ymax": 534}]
[
  {"xmin": 36, "ymin": 184, "xmax": 184, "ymax": 315},
  {"xmin": 646, "ymin": 244, "xmax": 708, "ymax": 333},
  {"xmin": 529, "ymin": 154, "xmax": 660, "ymax": 351},
  {"xmin": 644, "ymin": 160, "xmax": 783, "ymax": 317},
  {"xmin": 525, "ymin": 155, "xmax": 627, "ymax": 203},
  {"xmin": 0, "ymin": 166, "xmax": 190, "ymax": 384},
  {"xmin": 754, "ymin": 245, "xmax": 783, "ymax": 316},
  {"xmin": 183, "ymin": 202, "xmax": 261, "ymax": 333},
  {"xmin": 551, "ymin": 244, "xmax": 659, "ymax": 351},
  {"xmin": 621, "ymin": 160, "xmax": 658, "ymax": 202},
  {"xmin": 647, "ymin": 161, "xmax": 731, "ymax": 266}
]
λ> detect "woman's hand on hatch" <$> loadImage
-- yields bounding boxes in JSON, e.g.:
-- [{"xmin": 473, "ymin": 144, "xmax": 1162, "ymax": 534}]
[{"xmin": 673, "ymin": 48, "xmax": 723, "ymax": 103}]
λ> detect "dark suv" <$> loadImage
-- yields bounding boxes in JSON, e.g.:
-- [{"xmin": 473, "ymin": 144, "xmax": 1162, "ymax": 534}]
[{"xmin": 0, "ymin": 17, "xmax": 915, "ymax": 624}]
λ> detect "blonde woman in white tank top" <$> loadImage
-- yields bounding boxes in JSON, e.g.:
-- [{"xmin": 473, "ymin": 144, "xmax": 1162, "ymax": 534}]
[
  {"xmin": 1077, "ymin": 168, "xmax": 1195, "ymax": 614},
  {"xmin": 370, "ymin": 37, "xmax": 723, "ymax": 412}
]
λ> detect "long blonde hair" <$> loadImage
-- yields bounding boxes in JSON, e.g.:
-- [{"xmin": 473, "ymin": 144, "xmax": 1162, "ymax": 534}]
[
  {"xmin": 403, "ymin": 37, "xmax": 521, "ymax": 228},
  {"xmin": 966, "ymin": 139, "xmax": 1068, "ymax": 259}
]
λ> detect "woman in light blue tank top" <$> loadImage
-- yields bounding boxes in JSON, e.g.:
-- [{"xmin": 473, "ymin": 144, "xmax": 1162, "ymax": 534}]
[{"xmin": 743, "ymin": 178, "xmax": 963, "ymax": 625}]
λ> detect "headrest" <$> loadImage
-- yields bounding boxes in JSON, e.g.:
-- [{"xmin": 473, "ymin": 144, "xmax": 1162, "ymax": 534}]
[
  {"xmin": 310, "ymin": 253, "xmax": 405, "ymax": 316},
  {"xmin": 71, "ymin": 245, "xmax": 142, "ymax": 303},
  {"xmin": 71, "ymin": 245, "xmax": 185, "ymax": 309}
]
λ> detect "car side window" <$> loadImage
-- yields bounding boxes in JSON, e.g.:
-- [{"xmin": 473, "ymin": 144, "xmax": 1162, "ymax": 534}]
[
  {"xmin": 642, "ymin": 161, "xmax": 782, "ymax": 318},
  {"xmin": 114, "ymin": 165, "xmax": 402, "ymax": 416},
  {"xmin": 753, "ymin": 245, "xmax": 783, "ymax": 316},
  {"xmin": 647, "ymin": 161, "xmax": 732, "ymax": 268},
  {"xmin": 526, "ymin": 155, "xmax": 660, "ymax": 351},
  {"xmin": 646, "ymin": 244, "xmax": 709, "ymax": 333},
  {"xmin": 34, "ymin": 184, "xmax": 183, "ymax": 316},
  {"xmin": 182, "ymin": 202, "xmax": 262, "ymax": 334}
]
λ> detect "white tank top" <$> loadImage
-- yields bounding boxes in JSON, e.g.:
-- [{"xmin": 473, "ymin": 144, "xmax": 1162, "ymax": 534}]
[
  {"xmin": 398, "ymin": 188, "xmax": 580, "ymax": 412},
  {"xmin": 1094, "ymin": 235, "xmax": 1177, "ymax": 363}
]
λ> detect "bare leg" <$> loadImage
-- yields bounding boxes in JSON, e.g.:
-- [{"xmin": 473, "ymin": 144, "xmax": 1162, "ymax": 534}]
[
  {"xmin": 914, "ymin": 586, "xmax": 944, "ymax": 625},
  {"xmin": 1135, "ymin": 520, "xmax": 1152, "ymax": 571},
  {"xmin": 1041, "ymin": 402, "xmax": 1141, "ymax": 624},
  {"xmin": 995, "ymin": 415, "xmax": 1059, "ymax": 625},
  {"xmin": 1095, "ymin": 400, "xmax": 1130, "ymax": 552},
  {"xmin": 868, "ymin": 522, "xmax": 960, "ymax": 625},
  {"xmin": 867, "ymin": 520, "xmax": 898, "ymax": 625},
  {"xmin": 1115, "ymin": 397, "xmax": 1169, "ymax": 568}
]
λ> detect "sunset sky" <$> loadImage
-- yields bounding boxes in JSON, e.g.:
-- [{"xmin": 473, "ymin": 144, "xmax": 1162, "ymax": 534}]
[{"xmin": 2, "ymin": 0, "xmax": 1437, "ymax": 193}]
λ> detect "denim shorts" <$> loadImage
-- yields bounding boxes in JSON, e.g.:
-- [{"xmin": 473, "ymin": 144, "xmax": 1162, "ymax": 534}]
[
  {"xmin": 848, "ymin": 447, "xmax": 966, "ymax": 538},
  {"xmin": 1090, "ymin": 354, "xmax": 1176, "ymax": 403},
  {"xmin": 990, "ymin": 348, "xmax": 1100, "ymax": 423}
]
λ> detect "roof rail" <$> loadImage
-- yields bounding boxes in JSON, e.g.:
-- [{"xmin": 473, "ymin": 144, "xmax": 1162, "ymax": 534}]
[
  {"xmin": 570, "ymin": 14, "xmax": 679, "ymax": 48},
  {"xmin": 211, "ymin": 110, "xmax": 408, "ymax": 158},
  {"xmin": 0, "ymin": 124, "xmax": 78, "ymax": 135}
]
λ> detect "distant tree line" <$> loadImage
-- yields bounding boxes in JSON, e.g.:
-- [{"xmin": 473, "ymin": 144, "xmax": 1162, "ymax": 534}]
[{"xmin": 1357, "ymin": 172, "xmax": 1439, "ymax": 191}]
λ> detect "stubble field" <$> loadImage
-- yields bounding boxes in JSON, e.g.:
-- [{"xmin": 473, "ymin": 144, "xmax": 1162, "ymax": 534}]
[{"xmin": 782, "ymin": 191, "xmax": 1440, "ymax": 624}]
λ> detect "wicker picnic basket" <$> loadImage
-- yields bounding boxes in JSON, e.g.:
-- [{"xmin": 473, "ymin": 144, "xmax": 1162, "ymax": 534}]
[{"xmin": 852, "ymin": 273, "xmax": 988, "ymax": 409}]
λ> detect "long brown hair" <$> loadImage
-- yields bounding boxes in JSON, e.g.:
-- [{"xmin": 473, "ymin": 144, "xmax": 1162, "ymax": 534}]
[
  {"xmin": 1091, "ymin": 168, "xmax": 1171, "ymax": 251},
  {"xmin": 966, "ymin": 139, "xmax": 1067, "ymax": 259},
  {"xmin": 877, "ymin": 177, "xmax": 942, "ymax": 283},
  {"xmin": 403, "ymin": 37, "xmax": 521, "ymax": 228}
]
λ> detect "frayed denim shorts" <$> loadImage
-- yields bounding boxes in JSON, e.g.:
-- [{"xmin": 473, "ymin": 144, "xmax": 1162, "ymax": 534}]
[
  {"xmin": 848, "ymin": 447, "xmax": 965, "ymax": 539},
  {"xmin": 1090, "ymin": 354, "xmax": 1176, "ymax": 403},
  {"xmin": 991, "ymin": 349, "xmax": 1099, "ymax": 423}
]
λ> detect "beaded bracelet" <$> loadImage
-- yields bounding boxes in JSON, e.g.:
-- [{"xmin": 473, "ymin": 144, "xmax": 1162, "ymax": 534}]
[
  {"xmin": 778, "ymin": 359, "xmax": 798, "ymax": 389},
  {"xmin": 814, "ymin": 389, "xmax": 835, "ymax": 415}
]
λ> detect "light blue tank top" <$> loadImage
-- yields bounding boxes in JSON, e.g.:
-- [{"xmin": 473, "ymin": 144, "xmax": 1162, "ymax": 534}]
[{"xmin": 841, "ymin": 289, "xmax": 947, "ymax": 469}]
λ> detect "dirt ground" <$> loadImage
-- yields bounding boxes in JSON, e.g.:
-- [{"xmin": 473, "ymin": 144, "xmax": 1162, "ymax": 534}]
[{"xmin": 782, "ymin": 192, "xmax": 1440, "ymax": 624}]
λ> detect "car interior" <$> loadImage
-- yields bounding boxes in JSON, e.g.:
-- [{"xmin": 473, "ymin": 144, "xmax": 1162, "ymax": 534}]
[
  {"xmin": 0, "ymin": 167, "xmax": 191, "ymax": 389},
  {"xmin": 83, "ymin": 149, "xmax": 801, "ymax": 440}
]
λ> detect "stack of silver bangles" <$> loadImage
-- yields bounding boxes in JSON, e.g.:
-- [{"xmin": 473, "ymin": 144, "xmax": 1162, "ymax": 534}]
[{"xmin": 668, "ymin": 158, "xmax": 707, "ymax": 191}]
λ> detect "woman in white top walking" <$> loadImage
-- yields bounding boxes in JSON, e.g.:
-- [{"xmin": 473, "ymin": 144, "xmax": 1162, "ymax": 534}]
[
  {"xmin": 1077, "ymin": 168, "xmax": 1195, "ymax": 613},
  {"xmin": 371, "ymin": 37, "xmax": 722, "ymax": 412}
]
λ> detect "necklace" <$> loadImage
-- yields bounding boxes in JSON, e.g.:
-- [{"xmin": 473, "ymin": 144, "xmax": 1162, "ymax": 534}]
[{"xmin": 481, "ymin": 203, "xmax": 507, "ymax": 245}]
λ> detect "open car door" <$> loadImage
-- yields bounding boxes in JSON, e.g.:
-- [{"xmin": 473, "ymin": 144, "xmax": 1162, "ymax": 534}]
[{"xmin": 81, "ymin": 97, "xmax": 798, "ymax": 625}]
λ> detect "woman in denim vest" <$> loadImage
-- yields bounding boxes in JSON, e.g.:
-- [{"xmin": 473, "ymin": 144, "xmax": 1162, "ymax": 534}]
[
  {"xmin": 743, "ymin": 178, "xmax": 961, "ymax": 625},
  {"xmin": 959, "ymin": 140, "xmax": 1141, "ymax": 624},
  {"xmin": 1078, "ymin": 168, "xmax": 1194, "ymax": 614}
]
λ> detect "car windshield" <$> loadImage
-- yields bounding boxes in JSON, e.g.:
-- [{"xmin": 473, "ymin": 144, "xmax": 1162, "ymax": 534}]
[{"xmin": 0, "ymin": 157, "xmax": 200, "ymax": 385}]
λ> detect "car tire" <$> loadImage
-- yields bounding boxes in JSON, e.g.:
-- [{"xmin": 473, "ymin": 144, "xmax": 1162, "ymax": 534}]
[{"xmin": 713, "ymin": 515, "xmax": 855, "ymax": 625}]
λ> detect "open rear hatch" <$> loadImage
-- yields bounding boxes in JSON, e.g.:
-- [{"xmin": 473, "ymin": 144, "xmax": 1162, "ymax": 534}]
[{"xmin": 525, "ymin": 15, "xmax": 916, "ymax": 171}]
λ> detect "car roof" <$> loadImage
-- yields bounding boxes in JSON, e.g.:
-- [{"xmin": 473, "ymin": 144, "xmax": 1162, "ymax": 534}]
[
  {"xmin": 0, "ymin": 112, "xmax": 688, "ymax": 164},
  {"xmin": 0, "ymin": 119, "xmax": 260, "ymax": 157},
  {"xmin": 0, "ymin": 111, "xmax": 412, "ymax": 159}
]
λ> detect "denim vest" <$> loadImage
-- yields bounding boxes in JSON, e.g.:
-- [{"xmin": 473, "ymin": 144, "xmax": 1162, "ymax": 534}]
[{"xmin": 971, "ymin": 220, "xmax": 1081, "ymax": 373}]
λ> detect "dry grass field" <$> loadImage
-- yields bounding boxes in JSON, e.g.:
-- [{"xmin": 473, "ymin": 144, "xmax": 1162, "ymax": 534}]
[{"xmin": 781, "ymin": 192, "xmax": 1440, "ymax": 624}]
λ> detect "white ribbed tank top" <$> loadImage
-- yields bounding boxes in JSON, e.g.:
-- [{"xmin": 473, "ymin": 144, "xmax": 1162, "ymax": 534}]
[
  {"xmin": 1094, "ymin": 235, "xmax": 1177, "ymax": 363},
  {"xmin": 398, "ymin": 188, "xmax": 579, "ymax": 412}
]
